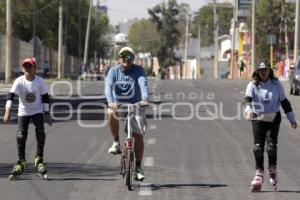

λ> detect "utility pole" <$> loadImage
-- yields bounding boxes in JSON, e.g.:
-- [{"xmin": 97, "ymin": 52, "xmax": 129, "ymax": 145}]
[
  {"xmin": 57, "ymin": 0, "xmax": 63, "ymax": 79},
  {"xmin": 94, "ymin": 0, "xmax": 100, "ymax": 66},
  {"xmin": 251, "ymin": 0, "xmax": 256, "ymax": 75},
  {"xmin": 184, "ymin": 13, "xmax": 189, "ymax": 79},
  {"xmin": 213, "ymin": 0, "xmax": 219, "ymax": 79},
  {"xmin": 83, "ymin": 0, "xmax": 93, "ymax": 65},
  {"xmin": 32, "ymin": 0, "xmax": 36, "ymax": 57},
  {"xmin": 230, "ymin": 18, "xmax": 236, "ymax": 80},
  {"xmin": 198, "ymin": 25, "xmax": 202, "ymax": 79},
  {"xmin": 62, "ymin": 0, "xmax": 69, "ymax": 78},
  {"xmin": 78, "ymin": 0, "xmax": 82, "ymax": 62},
  {"xmin": 294, "ymin": 0, "xmax": 300, "ymax": 62},
  {"xmin": 5, "ymin": 0, "xmax": 12, "ymax": 83},
  {"xmin": 285, "ymin": 16, "xmax": 289, "ymax": 61}
]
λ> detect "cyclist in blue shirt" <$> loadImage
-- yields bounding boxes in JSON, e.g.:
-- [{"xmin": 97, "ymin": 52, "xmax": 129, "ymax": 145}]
[
  {"xmin": 244, "ymin": 60, "xmax": 297, "ymax": 192},
  {"xmin": 105, "ymin": 47, "xmax": 149, "ymax": 181}
]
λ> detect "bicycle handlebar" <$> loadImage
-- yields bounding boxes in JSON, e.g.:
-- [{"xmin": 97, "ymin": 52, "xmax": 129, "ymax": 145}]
[{"xmin": 116, "ymin": 103, "xmax": 151, "ymax": 109}]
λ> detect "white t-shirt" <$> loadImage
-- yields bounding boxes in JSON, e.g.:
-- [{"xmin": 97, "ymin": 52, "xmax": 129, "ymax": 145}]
[{"xmin": 10, "ymin": 75, "xmax": 48, "ymax": 116}]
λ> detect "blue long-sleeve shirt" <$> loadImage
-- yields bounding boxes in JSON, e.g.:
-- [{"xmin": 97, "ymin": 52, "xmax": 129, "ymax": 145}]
[
  {"xmin": 244, "ymin": 79, "xmax": 295, "ymax": 123},
  {"xmin": 105, "ymin": 64, "xmax": 149, "ymax": 104}
]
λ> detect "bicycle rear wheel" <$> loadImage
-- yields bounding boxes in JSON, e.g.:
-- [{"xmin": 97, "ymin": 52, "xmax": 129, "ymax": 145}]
[{"xmin": 126, "ymin": 151, "xmax": 133, "ymax": 190}]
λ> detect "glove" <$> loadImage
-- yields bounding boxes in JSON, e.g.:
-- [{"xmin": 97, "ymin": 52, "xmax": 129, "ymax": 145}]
[
  {"xmin": 245, "ymin": 111, "xmax": 257, "ymax": 120},
  {"xmin": 291, "ymin": 121, "xmax": 297, "ymax": 129}
]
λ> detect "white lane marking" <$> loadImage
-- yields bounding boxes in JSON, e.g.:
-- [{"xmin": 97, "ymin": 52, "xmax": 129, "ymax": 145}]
[
  {"xmin": 240, "ymin": 91, "xmax": 245, "ymax": 94},
  {"xmin": 144, "ymin": 157, "xmax": 154, "ymax": 167},
  {"xmin": 146, "ymin": 138, "xmax": 156, "ymax": 145},
  {"xmin": 139, "ymin": 183, "xmax": 152, "ymax": 196},
  {"xmin": 149, "ymin": 124, "xmax": 157, "ymax": 130}
]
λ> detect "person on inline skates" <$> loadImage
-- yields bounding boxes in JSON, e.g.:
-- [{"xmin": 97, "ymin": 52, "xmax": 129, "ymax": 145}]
[
  {"xmin": 3, "ymin": 57, "xmax": 52, "ymax": 180},
  {"xmin": 244, "ymin": 60, "xmax": 297, "ymax": 192}
]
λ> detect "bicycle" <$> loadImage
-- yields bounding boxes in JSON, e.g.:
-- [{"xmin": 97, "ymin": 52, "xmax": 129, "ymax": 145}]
[{"xmin": 117, "ymin": 103, "xmax": 148, "ymax": 191}]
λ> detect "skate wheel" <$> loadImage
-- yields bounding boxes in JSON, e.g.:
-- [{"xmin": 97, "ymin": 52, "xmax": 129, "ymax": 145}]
[
  {"xmin": 8, "ymin": 174, "xmax": 19, "ymax": 181},
  {"xmin": 37, "ymin": 173, "xmax": 48, "ymax": 180},
  {"xmin": 251, "ymin": 184, "xmax": 262, "ymax": 192}
]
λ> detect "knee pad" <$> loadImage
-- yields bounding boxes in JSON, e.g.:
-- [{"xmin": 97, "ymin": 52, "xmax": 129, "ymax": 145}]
[
  {"xmin": 17, "ymin": 131, "xmax": 27, "ymax": 144},
  {"xmin": 266, "ymin": 143, "xmax": 277, "ymax": 157},
  {"xmin": 253, "ymin": 143, "xmax": 264, "ymax": 157}
]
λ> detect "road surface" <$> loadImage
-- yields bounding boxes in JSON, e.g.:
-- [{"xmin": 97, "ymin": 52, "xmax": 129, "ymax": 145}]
[{"xmin": 0, "ymin": 79, "xmax": 299, "ymax": 200}]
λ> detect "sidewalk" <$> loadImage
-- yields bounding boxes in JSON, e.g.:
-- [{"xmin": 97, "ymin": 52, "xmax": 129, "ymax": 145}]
[
  {"xmin": 0, "ymin": 82, "xmax": 11, "ymax": 94},
  {"xmin": 0, "ymin": 79, "xmax": 57, "ymax": 95}
]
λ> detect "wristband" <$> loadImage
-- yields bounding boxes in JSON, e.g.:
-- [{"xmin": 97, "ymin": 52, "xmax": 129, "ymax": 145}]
[{"xmin": 43, "ymin": 103, "xmax": 49, "ymax": 112}]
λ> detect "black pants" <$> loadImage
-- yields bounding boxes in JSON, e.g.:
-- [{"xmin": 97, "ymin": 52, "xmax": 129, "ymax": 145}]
[
  {"xmin": 17, "ymin": 113, "xmax": 46, "ymax": 160},
  {"xmin": 252, "ymin": 112, "xmax": 281, "ymax": 170}
]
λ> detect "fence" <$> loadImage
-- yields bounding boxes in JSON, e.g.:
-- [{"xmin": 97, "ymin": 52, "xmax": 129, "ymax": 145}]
[{"xmin": 0, "ymin": 34, "xmax": 81, "ymax": 80}]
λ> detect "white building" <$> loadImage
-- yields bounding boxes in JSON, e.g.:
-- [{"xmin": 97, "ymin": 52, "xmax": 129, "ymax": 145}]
[{"xmin": 219, "ymin": 34, "xmax": 231, "ymax": 61}]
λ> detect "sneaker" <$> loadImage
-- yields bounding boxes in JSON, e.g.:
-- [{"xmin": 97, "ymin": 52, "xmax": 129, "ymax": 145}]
[
  {"xmin": 108, "ymin": 141, "xmax": 121, "ymax": 154},
  {"xmin": 135, "ymin": 166, "xmax": 145, "ymax": 181}
]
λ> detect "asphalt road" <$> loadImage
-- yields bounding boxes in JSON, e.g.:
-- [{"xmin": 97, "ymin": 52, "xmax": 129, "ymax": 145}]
[{"xmin": 0, "ymin": 79, "xmax": 299, "ymax": 200}]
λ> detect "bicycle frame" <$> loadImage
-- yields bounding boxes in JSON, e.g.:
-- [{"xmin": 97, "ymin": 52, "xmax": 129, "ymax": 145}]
[
  {"xmin": 119, "ymin": 104, "xmax": 136, "ymax": 191},
  {"xmin": 118, "ymin": 103, "xmax": 149, "ymax": 190}
]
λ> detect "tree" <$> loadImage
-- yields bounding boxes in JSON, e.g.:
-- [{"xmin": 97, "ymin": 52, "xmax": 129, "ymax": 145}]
[
  {"xmin": 0, "ymin": 1, "xmax": 6, "ymax": 34},
  {"xmin": 0, "ymin": 0, "xmax": 112, "ymax": 60},
  {"xmin": 128, "ymin": 19, "xmax": 160, "ymax": 56},
  {"xmin": 148, "ymin": 0, "xmax": 181, "ymax": 68},
  {"xmin": 192, "ymin": 3, "xmax": 233, "ymax": 46},
  {"xmin": 248, "ymin": 0, "xmax": 295, "ymax": 62}
]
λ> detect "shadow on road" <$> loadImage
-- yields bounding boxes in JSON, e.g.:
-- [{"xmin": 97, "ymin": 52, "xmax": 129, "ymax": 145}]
[
  {"xmin": 135, "ymin": 183, "xmax": 228, "ymax": 191},
  {"xmin": 0, "ymin": 163, "xmax": 120, "ymax": 181},
  {"xmin": 260, "ymin": 190, "xmax": 300, "ymax": 193}
]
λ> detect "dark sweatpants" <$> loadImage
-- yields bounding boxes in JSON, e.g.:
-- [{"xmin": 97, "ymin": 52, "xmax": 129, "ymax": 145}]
[
  {"xmin": 251, "ymin": 112, "xmax": 281, "ymax": 170},
  {"xmin": 17, "ymin": 113, "xmax": 46, "ymax": 160}
]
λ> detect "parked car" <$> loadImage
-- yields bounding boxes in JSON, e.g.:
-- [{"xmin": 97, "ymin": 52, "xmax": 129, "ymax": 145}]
[{"xmin": 289, "ymin": 57, "xmax": 300, "ymax": 95}]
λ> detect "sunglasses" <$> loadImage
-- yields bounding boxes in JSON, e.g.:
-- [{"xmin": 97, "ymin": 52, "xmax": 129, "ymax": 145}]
[
  {"xmin": 119, "ymin": 54, "xmax": 133, "ymax": 62},
  {"xmin": 258, "ymin": 68, "xmax": 269, "ymax": 72}
]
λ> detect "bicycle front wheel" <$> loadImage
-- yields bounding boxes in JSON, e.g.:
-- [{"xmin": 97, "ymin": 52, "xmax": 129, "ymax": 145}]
[{"xmin": 126, "ymin": 151, "xmax": 134, "ymax": 190}]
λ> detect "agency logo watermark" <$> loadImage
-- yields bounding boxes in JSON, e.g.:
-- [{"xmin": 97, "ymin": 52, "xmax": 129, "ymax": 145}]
[{"xmin": 49, "ymin": 80, "xmax": 265, "ymax": 128}]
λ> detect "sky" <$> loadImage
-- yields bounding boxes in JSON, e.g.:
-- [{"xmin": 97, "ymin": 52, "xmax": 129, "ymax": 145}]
[{"xmin": 98, "ymin": 0, "xmax": 233, "ymax": 25}]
